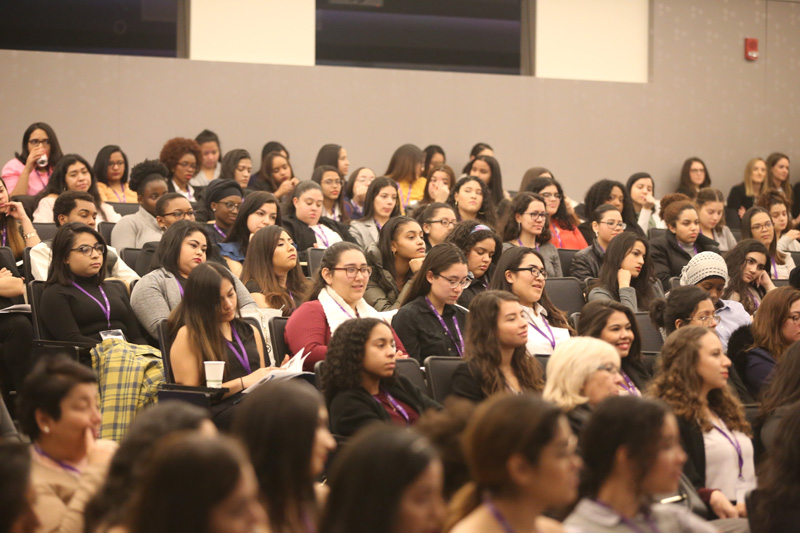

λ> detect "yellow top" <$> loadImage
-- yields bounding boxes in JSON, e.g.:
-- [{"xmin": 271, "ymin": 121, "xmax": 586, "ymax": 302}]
[
  {"xmin": 97, "ymin": 182, "xmax": 139, "ymax": 204},
  {"xmin": 397, "ymin": 177, "xmax": 427, "ymax": 214}
]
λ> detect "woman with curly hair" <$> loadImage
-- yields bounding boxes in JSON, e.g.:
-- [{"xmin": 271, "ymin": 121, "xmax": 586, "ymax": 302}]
[
  {"xmin": 218, "ymin": 149, "xmax": 252, "ymax": 189},
  {"xmin": 676, "ymin": 157, "xmax": 711, "ymax": 199},
  {"xmin": 2, "ymin": 121, "xmax": 64, "ymax": 196},
  {"xmin": 385, "ymin": 143, "xmax": 425, "ymax": 214},
  {"xmin": 525, "ymin": 176, "xmax": 586, "ymax": 249},
  {"xmin": 648, "ymin": 326, "xmax": 753, "ymax": 519},
  {"xmin": 241, "ymin": 225, "xmax": 308, "ymax": 315},
  {"xmin": 250, "ymin": 150, "xmax": 299, "ymax": 199},
  {"xmin": 322, "ymin": 317, "xmax": 440, "ymax": 437},
  {"xmin": 627, "ymin": 172, "xmax": 666, "ymax": 233},
  {"xmin": 722, "ymin": 239, "xmax": 775, "ymax": 314},
  {"xmin": 109, "ymin": 159, "xmax": 169, "ymax": 249},
  {"xmin": 450, "ymin": 290, "xmax": 544, "ymax": 403},
  {"xmin": 464, "ymin": 154, "xmax": 508, "ymax": 206},
  {"xmin": 416, "ymin": 201, "xmax": 457, "ymax": 250},
  {"xmin": 490, "ymin": 246, "xmax": 571, "ymax": 355},
  {"xmin": 312, "ymin": 165, "xmax": 348, "ymax": 223},
  {"xmin": 569, "ymin": 204, "xmax": 626, "ymax": 280},
  {"xmin": 587, "ymin": 232, "xmax": 664, "ymax": 313},
  {"xmin": 33, "ymin": 154, "xmax": 121, "ymax": 224},
  {"xmin": 445, "ymin": 220, "xmax": 502, "ymax": 308},
  {"xmin": 742, "ymin": 205, "xmax": 796, "ymax": 279},
  {"xmin": 728, "ymin": 157, "xmax": 767, "ymax": 219},
  {"xmin": 577, "ymin": 179, "xmax": 642, "ymax": 244},
  {"xmin": 217, "ymin": 191, "xmax": 279, "ymax": 276},
  {"xmin": 159, "ymin": 137, "xmax": 201, "ymax": 201},
  {"xmin": 93, "ymin": 145, "xmax": 137, "ymax": 203},
  {"xmin": 756, "ymin": 190, "xmax": 800, "ymax": 253},
  {"xmin": 695, "ymin": 187, "xmax": 737, "ymax": 252},
  {"xmin": 499, "ymin": 192, "xmax": 562, "ymax": 277},
  {"xmin": 446, "ymin": 176, "xmax": 496, "ymax": 227}
]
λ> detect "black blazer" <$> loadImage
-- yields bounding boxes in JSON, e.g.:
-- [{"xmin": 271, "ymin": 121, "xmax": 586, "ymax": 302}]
[
  {"xmin": 650, "ymin": 231, "xmax": 720, "ymax": 291},
  {"xmin": 281, "ymin": 215, "xmax": 357, "ymax": 262},
  {"xmin": 727, "ymin": 183, "xmax": 753, "ymax": 215},
  {"xmin": 569, "ymin": 239, "xmax": 604, "ymax": 279},
  {"xmin": 392, "ymin": 297, "xmax": 467, "ymax": 363},
  {"xmin": 328, "ymin": 375, "xmax": 440, "ymax": 437},
  {"xmin": 676, "ymin": 415, "xmax": 708, "ymax": 493}
]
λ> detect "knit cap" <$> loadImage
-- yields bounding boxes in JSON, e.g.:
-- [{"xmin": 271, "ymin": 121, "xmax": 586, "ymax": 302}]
[{"xmin": 679, "ymin": 251, "xmax": 729, "ymax": 286}]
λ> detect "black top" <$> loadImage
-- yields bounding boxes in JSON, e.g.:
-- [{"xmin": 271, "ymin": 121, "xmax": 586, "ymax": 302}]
[
  {"xmin": 567, "ymin": 403, "xmax": 593, "ymax": 437},
  {"xmin": 206, "ymin": 223, "xmax": 228, "ymax": 247},
  {"xmin": 328, "ymin": 375, "xmax": 441, "ymax": 437},
  {"xmin": 793, "ymin": 182, "xmax": 800, "ymax": 219},
  {"xmin": 727, "ymin": 183, "xmax": 754, "ymax": 214},
  {"xmin": 676, "ymin": 415, "xmax": 708, "ymax": 493},
  {"xmin": 649, "ymin": 231, "xmax": 720, "ymax": 291},
  {"xmin": 569, "ymin": 239, "xmax": 604, "ymax": 279},
  {"xmin": 247, "ymin": 173, "xmax": 275, "ymax": 193},
  {"xmin": 280, "ymin": 215, "xmax": 357, "ymax": 262},
  {"xmin": 392, "ymin": 296, "xmax": 467, "ymax": 363},
  {"xmin": 457, "ymin": 266, "xmax": 493, "ymax": 309},
  {"xmin": 675, "ymin": 185, "xmax": 698, "ymax": 200},
  {"xmin": 40, "ymin": 277, "xmax": 146, "ymax": 345},
  {"xmin": 222, "ymin": 318, "xmax": 261, "ymax": 381}
]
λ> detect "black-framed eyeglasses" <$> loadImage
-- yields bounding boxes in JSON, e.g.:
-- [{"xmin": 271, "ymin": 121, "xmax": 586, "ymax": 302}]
[
  {"xmin": 522, "ymin": 211, "xmax": 547, "ymax": 220},
  {"xmin": 161, "ymin": 210, "xmax": 196, "ymax": 219},
  {"xmin": 751, "ymin": 221, "xmax": 773, "ymax": 232},
  {"xmin": 427, "ymin": 219, "xmax": 456, "ymax": 228},
  {"xmin": 28, "ymin": 139, "xmax": 50, "ymax": 146},
  {"xmin": 688, "ymin": 314, "xmax": 721, "ymax": 326},
  {"xmin": 744, "ymin": 257, "xmax": 766, "ymax": 271},
  {"xmin": 71, "ymin": 243, "xmax": 105, "ymax": 257},
  {"xmin": 176, "ymin": 161, "xmax": 197, "ymax": 170},
  {"xmin": 219, "ymin": 201, "xmax": 241, "ymax": 211},
  {"xmin": 331, "ymin": 266, "xmax": 372, "ymax": 278},
  {"xmin": 434, "ymin": 274, "xmax": 470, "ymax": 288},
  {"xmin": 511, "ymin": 266, "xmax": 548, "ymax": 279}
]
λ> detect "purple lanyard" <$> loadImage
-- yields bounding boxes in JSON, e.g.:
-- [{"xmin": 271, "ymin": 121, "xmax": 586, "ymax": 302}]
[
  {"xmin": 333, "ymin": 298, "xmax": 359, "ymax": 319},
  {"xmin": 619, "ymin": 370, "xmax": 640, "ymax": 396},
  {"xmin": 288, "ymin": 291, "xmax": 295, "ymax": 304},
  {"xmin": 771, "ymin": 256, "xmax": 778, "ymax": 278},
  {"xmin": 528, "ymin": 313, "xmax": 556, "ymax": 349},
  {"xmin": 71, "ymin": 282, "xmax": 111, "ymax": 329},
  {"xmin": 1, "ymin": 226, "xmax": 6, "ymax": 247},
  {"xmin": 399, "ymin": 183, "xmax": 413, "ymax": 210},
  {"xmin": 311, "ymin": 226, "xmax": 330, "ymax": 247},
  {"xmin": 373, "ymin": 390, "xmax": 410, "ymax": 425},
  {"xmin": 329, "ymin": 207, "xmax": 339, "ymax": 222},
  {"xmin": 425, "ymin": 297, "xmax": 464, "ymax": 356},
  {"xmin": 594, "ymin": 501, "xmax": 661, "ymax": 533},
  {"xmin": 552, "ymin": 224, "xmax": 563, "ymax": 248},
  {"xmin": 712, "ymin": 424, "xmax": 744, "ymax": 479},
  {"xmin": 111, "ymin": 184, "xmax": 126, "ymax": 203},
  {"xmin": 225, "ymin": 323, "xmax": 251, "ymax": 374},
  {"xmin": 516, "ymin": 236, "xmax": 540, "ymax": 252},
  {"xmin": 34, "ymin": 445, "xmax": 82, "ymax": 476},
  {"xmin": 185, "ymin": 185, "xmax": 194, "ymax": 201},
  {"xmin": 484, "ymin": 497, "xmax": 516, "ymax": 533},
  {"xmin": 374, "ymin": 219, "xmax": 383, "ymax": 231},
  {"xmin": 213, "ymin": 223, "xmax": 227, "ymax": 239},
  {"xmin": 175, "ymin": 278, "xmax": 184, "ymax": 298}
]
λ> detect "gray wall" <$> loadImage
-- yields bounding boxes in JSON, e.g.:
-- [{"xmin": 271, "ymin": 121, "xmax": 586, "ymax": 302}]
[{"xmin": 0, "ymin": 0, "xmax": 798, "ymax": 202}]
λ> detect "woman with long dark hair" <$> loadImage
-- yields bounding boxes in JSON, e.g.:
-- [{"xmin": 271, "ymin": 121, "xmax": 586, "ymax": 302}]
[
  {"xmin": 742, "ymin": 205, "xmax": 796, "ymax": 279},
  {"xmin": 423, "ymin": 144, "xmax": 446, "ymax": 176},
  {"xmin": 445, "ymin": 220, "xmax": 502, "ymax": 308},
  {"xmin": 218, "ymin": 149, "xmax": 252, "ymax": 189},
  {"xmin": 419, "ymin": 164, "xmax": 456, "ymax": 207},
  {"xmin": 93, "ymin": 145, "xmax": 137, "ymax": 203},
  {"xmin": 218, "ymin": 191, "xmax": 280, "ymax": 276},
  {"xmin": 447, "ymin": 176, "xmax": 496, "ymax": 227},
  {"xmin": 627, "ymin": 171, "xmax": 665, "ymax": 233},
  {"xmin": 464, "ymin": 155, "xmax": 508, "ymax": 206},
  {"xmin": 384, "ymin": 143, "xmax": 425, "ymax": 214},
  {"xmin": 569, "ymin": 204, "xmax": 625, "ymax": 280},
  {"xmin": 312, "ymin": 165, "xmax": 349, "ymax": 223},
  {"xmin": 756, "ymin": 190, "xmax": 800, "ymax": 253},
  {"xmin": 649, "ymin": 285, "xmax": 719, "ymax": 337},
  {"xmin": 342, "ymin": 166, "xmax": 376, "ymax": 220},
  {"xmin": 2, "ymin": 121, "xmax": 64, "ymax": 196},
  {"xmin": 0, "ymin": 175, "xmax": 41, "ymax": 259},
  {"xmin": 577, "ymin": 179, "xmax": 642, "ymax": 243},
  {"xmin": 695, "ymin": 187, "xmax": 737, "ymax": 252},
  {"xmin": 722, "ymin": 239, "xmax": 775, "ymax": 314},
  {"xmin": 525, "ymin": 177, "xmax": 586, "ymax": 249},
  {"xmin": 349, "ymin": 177, "xmax": 400, "ymax": 249},
  {"xmin": 249, "ymin": 149, "xmax": 299, "ymax": 199},
  {"xmin": 756, "ymin": 342, "xmax": 800, "ymax": 452},
  {"xmin": 676, "ymin": 156, "xmax": 711, "ymax": 199},
  {"xmin": 500, "ymin": 191, "xmax": 562, "ymax": 277},
  {"xmin": 417, "ymin": 201, "xmax": 457, "ymax": 249},
  {"xmin": 314, "ymin": 143, "xmax": 350, "ymax": 176}
]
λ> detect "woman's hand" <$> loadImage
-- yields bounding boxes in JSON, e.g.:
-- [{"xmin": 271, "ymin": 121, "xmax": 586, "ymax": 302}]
[
  {"xmin": 25, "ymin": 145, "xmax": 47, "ymax": 170},
  {"xmin": 617, "ymin": 269, "xmax": 632, "ymax": 289},
  {"xmin": 409, "ymin": 257, "xmax": 425, "ymax": 273},
  {"xmin": 643, "ymin": 194, "xmax": 656, "ymax": 210},
  {"xmin": 243, "ymin": 367, "xmax": 276, "ymax": 388},
  {"xmin": 2, "ymin": 201, "xmax": 30, "ymax": 222},
  {"xmin": 738, "ymin": 206, "xmax": 746, "ymax": 219},
  {"xmin": 784, "ymin": 229, "xmax": 800, "ymax": 241},
  {"xmin": 757, "ymin": 270, "xmax": 775, "ymax": 292},
  {"xmin": 85, "ymin": 427, "xmax": 119, "ymax": 467},
  {"xmin": 709, "ymin": 490, "xmax": 738, "ymax": 519},
  {"xmin": 276, "ymin": 177, "xmax": 299, "ymax": 198},
  {"xmin": 431, "ymin": 182, "xmax": 450, "ymax": 203},
  {"xmin": 0, "ymin": 268, "xmax": 12, "ymax": 279},
  {"xmin": 354, "ymin": 181, "xmax": 370, "ymax": 202}
]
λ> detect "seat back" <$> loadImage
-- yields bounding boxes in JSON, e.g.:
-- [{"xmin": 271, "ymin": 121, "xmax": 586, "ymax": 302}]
[
  {"xmin": 98, "ymin": 222, "xmax": 115, "ymax": 244},
  {"xmin": 120, "ymin": 248, "xmax": 144, "ymax": 275},
  {"xmin": 268, "ymin": 316, "xmax": 290, "ymax": 362},
  {"xmin": 791, "ymin": 251, "xmax": 800, "ymax": 269},
  {"xmin": 544, "ymin": 277, "xmax": 586, "ymax": 315},
  {"xmin": 157, "ymin": 319, "xmax": 175, "ymax": 383},
  {"xmin": 307, "ymin": 247, "xmax": 325, "ymax": 277},
  {"xmin": 0, "ymin": 246, "xmax": 20, "ymax": 277},
  {"xmin": 23, "ymin": 246, "xmax": 34, "ymax": 281},
  {"xmin": 648, "ymin": 228, "xmax": 667, "ymax": 240},
  {"xmin": 423, "ymin": 356, "xmax": 464, "ymax": 403},
  {"xmin": 634, "ymin": 312, "xmax": 664, "ymax": 352},
  {"xmin": 28, "ymin": 280, "xmax": 47, "ymax": 340},
  {"xmin": 396, "ymin": 358, "xmax": 428, "ymax": 395},
  {"xmin": 725, "ymin": 206, "xmax": 742, "ymax": 230},
  {"xmin": 773, "ymin": 278, "xmax": 791, "ymax": 287},
  {"xmin": 33, "ymin": 222, "xmax": 58, "ymax": 241},
  {"xmin": 107, "ymin": 202, "xmax": 140, "ymax": 216},
  {"xmin": 569, "ymin": 311, "xmax": 581, "ymax": 330},
  {"xmin": 556, "ymin": 248, "xmax": 579, "ymax": 275},
  {"xmin": 669, "ymin": 276, "xmax": 681, "ymax": 289},
  {"xmin": 641, "ymin": 351, "xmax": 660, "ymax": 375},
  {"xmin": 314, "ymin": 360, "xmax": 324, "ymax": 390}
]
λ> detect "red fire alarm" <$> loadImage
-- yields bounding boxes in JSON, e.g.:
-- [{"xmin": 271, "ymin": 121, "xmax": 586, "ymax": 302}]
[{"xmin": 745, "ymin": 38, "xmax": 758, "ymax": 61}]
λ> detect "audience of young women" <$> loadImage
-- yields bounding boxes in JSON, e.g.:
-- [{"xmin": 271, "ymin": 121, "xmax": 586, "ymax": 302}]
[
  {"xmin": 349, "ymin": 176, "xmax": 400, "ymax": 249},
  {"xmin": 722, "ymin": 239, "xmax": 775, "ymax": 314},
  {"xmin": 2, "ymin": 121, "xmax": 63, "ymax": 196},
  {"xmin": 741, "ymin": 205, "xmax": 796, "ymax": 279},
  {"xmin": 526, "ymin": 177, "xmax": 587, "ymax": 249},
  {"xmin": 447, "ymin": 176, "xmax": 496, "ymax": 227},
  {"xmin": 417, "ymin": 201, "xmax": 458, "ymax": 249},
  {"xmin": 695, "ymin": 187, "xmax": 737, "ymax": 252},
  {"xmin": 490, "ymin": 246, "xmax": 572, "ymax": 355},
  {"xmin": 627, "ymin": 171, "xmax": 665, "ymax": 232},
  {"xmin": 728, "ymin": 157, "xmax": 767, "ymax": 218},
  {"xmin": 500, "ymin": 191, "xmax": 562, "ymax": 277},
  {"xmin": 569, "ymin": 204, "xmax": 625, "ymax": 279},
  {"xmin": 217, "ymin": 191, "xmax": 280, "ymax": 276},
  {"xmin": 342, "ymin": 166, "xmax": 375, "ymax": 219},
  {"xmin": 393, "ymin": 244, "xmax": 469, "ymax": 362},
  {"xmin": 93, "ymin": 145, "xmax": 137, "ymax": 204},
  {"xmin": 676, "ymin": 157, "xmax": 711, "ymax": 199},
  {"xmin": 445, "ymin": 220, "xmax": 502, "ymax": 308},
  {"xmin": 109, "ymin": 158, "xmax": 169, "ymax": 249},
  {"xmin": 451, "ymin": 290, "xmax": 544, "ymax": 402}
]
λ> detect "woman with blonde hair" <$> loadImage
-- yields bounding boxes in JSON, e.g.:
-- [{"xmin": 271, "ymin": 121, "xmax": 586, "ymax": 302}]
[
  {"xmin": 728, "ymin": 157, "xmax": 767, "ymax": 219},
  {"xmin": 543, "ymin": 337, "xmax": 623, "ymax": 435},
  {"xmin": 648, "ymin": 326, "xmax": 753, "ymax": 519}
]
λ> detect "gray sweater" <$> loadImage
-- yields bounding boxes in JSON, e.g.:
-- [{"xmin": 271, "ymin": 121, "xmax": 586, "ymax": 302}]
[
  {"xmin": 501, "ymin": 241, "xmax": 562, "ymax": 278},
  {"xmin": 587, "ymin": 279, "xmax": 665, "ymax": 313},
  {"xmin": 130, "ymin": 267, "xmax": 257, "ymax": 337}
]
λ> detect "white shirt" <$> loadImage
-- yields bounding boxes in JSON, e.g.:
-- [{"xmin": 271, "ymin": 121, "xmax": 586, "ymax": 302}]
[
  {"xmin": 523, "ymin": 303, "xmax": 570, "ymax": 356},
  {"xmin": 171, "ymin": 179, "xmax": 196, "ymax": 201},
  {"xmin": 703, "ymin": 417, "xmax": 756, "ymax": 502},
  {"xmin": 309, "ymin": 224, "xmax": 342, "ymax": 249}
]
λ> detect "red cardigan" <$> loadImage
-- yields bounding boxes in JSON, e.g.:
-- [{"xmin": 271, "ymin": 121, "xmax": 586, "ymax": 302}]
[
  {"xmin": 549, "ymin": 221, "xmax": 588, "ymax": 249},
  {"xmin": 285, "ymin": 300, "xmax": 407, "ymax": 371}
]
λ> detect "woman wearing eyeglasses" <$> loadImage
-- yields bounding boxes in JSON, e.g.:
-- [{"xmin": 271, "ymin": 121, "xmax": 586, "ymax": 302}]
[
  {"xmin": 722, "ymin": 239, "xmax": 775, "ymax": 315},
  {"xmin": 650, "ymin": 285, "xmax": 719, "ymax": 336},
  {"xmin": 416, "ymin": 202, "xmax": 457, "ymax": 250},
  {"xmin": 569, "ymin": 205, "xmax": 626, "ymax": 280},
  {"xmin": 393, "ymin": 244, "xmax": 469, "ymax": 362},
  {"xmin": 160, "ymin": 137, "xmax": 201, "ymax": 201},
  {"xmin": 742, "ymin": 206, "xmax": 796, "ymax": 279},
  {"xmin": 312, "ymin": 165, "xmax": 349, "ymax": 224},
  {"xmin": 525, "ymin": 177, "xmax": 587, "ymax": 250},
  {"xmin": 2, "ymin": 122, "xmax": 64, "ymax": 196},
  {"xmin": 489, "ymin": 246, "xmax": 572, "ymax": 356},
  {"xmin": 739, "ymin": 286, "xmax": 800, "ymax": 399},
  {"xmin": 286, "ymin": 242, "xmax": 407, "ymax": 371},
  {"xmin": 500, "ymin": 192, "xmax": 562, "ymax": 278},
  {"xmin": 41, "ymin": 222, "xmax": 147, "ymax": 346},
  {"xmin": 203, "ymin": 179, "xmax": 244, "ymax": 247},
  {"xmin": 218, "ymin": 191, "xmax": 280, "ymax": 277},
  {"xmin": 93, "ymin": 145, "xmax": 138, "ymax": 204}
]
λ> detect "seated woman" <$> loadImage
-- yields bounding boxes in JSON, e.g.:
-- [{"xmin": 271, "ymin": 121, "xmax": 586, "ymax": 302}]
[
  {"xmin": 695, "ymin": 187, "xmax": 737, "ymax": 252},
  {"xmin": 756, "ymin": 190, "xmax": 800, "ymax": 254},
  {"xmin": 445, "ymin": 220, "xmax": 502, "ymax": 308},
  {"xmin": 650, "ymin": 326, "xmax": 754, "ymax": 520},
  {"xmin": 446, "ymin": 394, "xmax": 580, "ymax": 533},
  {"xmin": 384, "ymin": 143, "xmax": 425, "ymax": 214},
  {"xmin": 285, "ymin": 242, "xmax": 407, "ymax": 371},
  {"xmin": 233, "ymin": 380, "xmax": 336, "ymax": 533},
  {"xmin": 313, "ymin": 143, "xmax": 350, "ymax": 177},
  {"xmin": 626, "ymin": 171, "xmax": 665, "ymax": 233},
  {"xmin": 500, "ymin": 192, "xmax": 562, "ymax": 277},
  {"xmin": 543, "ymin": 337, "xmax": 623, "ymax": 436},
  {"xmin": 342, "ymin": 166, "xmax": 375, "ymax": 220},
  {"xmin": 130, "ymin": 221, "xmax": 257, "ymax": 338},
  {"xmin": 249, "ymin": 150, "xmax": 299, "ymax": 199},
  {"xmin": 578, "ymin": 300, "xmax": 651, "ymax": 395},
  {"xmin": 680, "ymin": 251, "xmax": 751, "ymax": 351},
  {"xmin": 0, "ymin": 175, "xmax": 41, "ymax": 258},
  {"xmin": 218, "ymin": 149, "xmax": 252, "ymax": 189},
  {"xmin": 739, "ymin": 286, "xmax": 800, "ymax": 399},
  {"xmin": 364, "ymin": 216, "xmax": 426, "ymax": 312},
  {"xmin": 18, "ymin": 356, "xmax": 118, "ymax": 533},
  {"xmin": 320, "ymin": 425, "xmax": 446, "ymax": 533},
  {"xmin": 569, "ymin": 204, "xmax": 625, "ymax": 280},
  {"xmin": 418, "ymin": 164, "xmax": 456, "ymax": 209},
  {"xmin": 126, "ymin": 433, "xmax": 266, "ymax": 533},
  {"xmin": 447, "ymin": 176, "xmax": 496, "ymax": 228},
  {"xmin": 490, "ymin": 246, "xmax": 572, "ymax": 355},
  {"xmin": 312, "ymin": 165, "xmax": 348, "ymax": 223},
  {"xmin": 2, "ymin": 121, "xmax": 63, "ymax": 196},
  {"xmin": 650, "ymin": 193, "xmax": 719, "ymax": 290},
  {"xmin": 93, "ymin": 145, "xmax": 137, "ymax": 204},
  {"xmin": 202, "ymin": 179, "xmax": 243, "ymax": 245},
  {"xmin": 0, "ymin": 227, "xmax": 34, "ymax": 396},
  {"xmin": 281, "ymin": 181, "xmax": 354, "ymax": 262},
  {"xmin": 742, "ymin": 205, "xmax": 796, "ymax": 279},
  {"xmin": 33, "ymin": 154, "xmax": 121, "ymax": 225},
  {"xmin": 218, "ymin": 191, "xmax": 280, "ymax": 277},
  {"xmin": 728, "ymin": 157, "xmax": 767, "ymax": 219},
  {"xmin": 393, "ymin": 243, "xmax": 469, "ymax": 362},
  {"xmin": 348, "ymin": 177, "xmax": 400, "ymax": 249},
  {"xmin": 168, "ymin": 262, "xmax": 274, "ymax": 427},
  {"xmin": 109, "ymin": 159, "xmax": 169, "ymax": 250},
  {"xmin": 587, "ymin": 232, "xmax": 664, "ymax": 313},
  {"xmin": 565, "ymin": 396, "xmax": 717, "ymax": 533},
  {"xmin": 577, "ymin": 179, "xmax": 642, "ymax": 244},
  {"xmin": 240, "ymin": 225, "xmax": 308, "ymax": 314},
  {"xmin": 450, "ymin": 290, "xmax": 544, "ymax": 402},
  {"xmin": 675, "ymin": 156, "xmax": 711, "ymax": 199},
  {"xmin": 192, "ymin": 129, "xmax": 221, "ymax": 186},
  {"xmin": 41, "ymin": 222, "xmax": 146, "ymax": 345},
  {"xmin": 722, "ymin": 239, "xmax": 775, "ymax": 314},
  {"xmin": 464, "ymin": 154, "xmax": 509, "ymax": 206},
  {"xmin": 525, "ymin": 177, "xmax": 587, "ymax": 249},
  {"xmin": 417, "ymin": 201, "xmax": 457, "ymax": 249},
  {"xmin": 0, "ymin": 441, "xmax": 39, "ymax": 530},
  {"xmin": 159, "ymin": 137, "xmax": 201, "ymax": 201},
  {"xmin": 650, "ymin": 285, "xmax": 719, "ymax": 337},
  {"xmin": 424, "ymin": 144, "xmax": 446, "ymax": 176},
  {"xmin": 756, "ymin": 342, "xmax": 800, "ymax": 454},
  {"xmin": 322, "ymin": 317, "xmax": 440, "ymax": 437}
]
